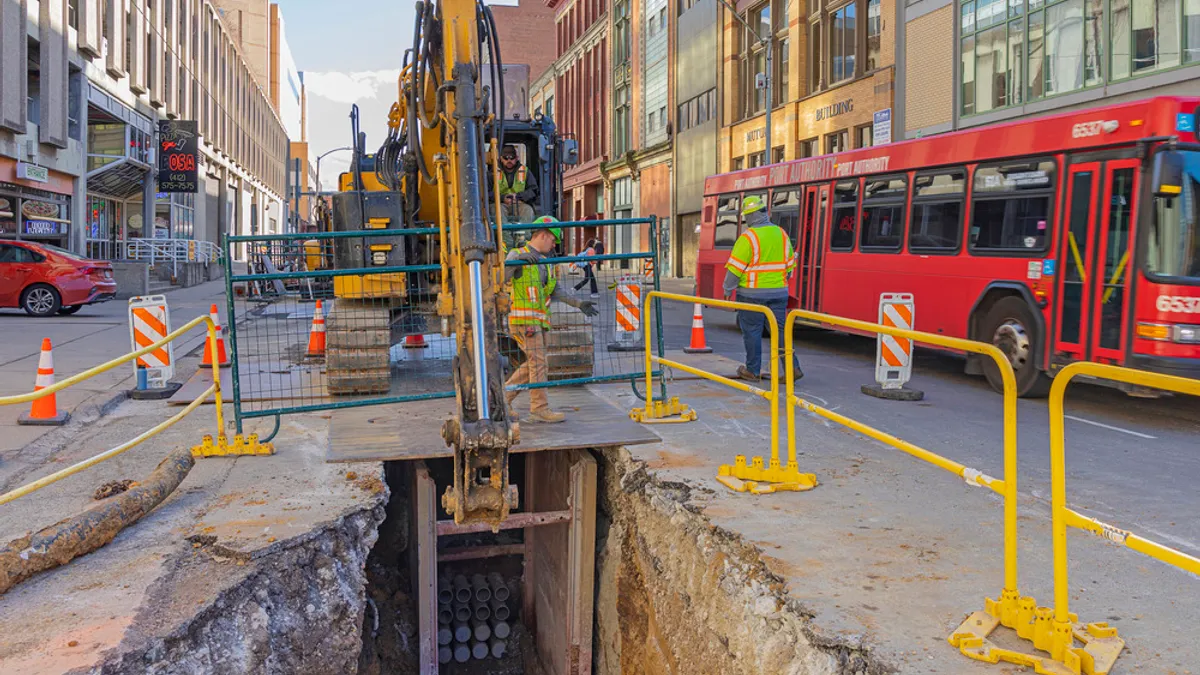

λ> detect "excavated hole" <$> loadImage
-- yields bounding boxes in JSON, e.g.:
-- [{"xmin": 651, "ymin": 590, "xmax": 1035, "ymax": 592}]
[{"xmin": 356, "ymin": 449, "xmax": 890, "ymax": 675}]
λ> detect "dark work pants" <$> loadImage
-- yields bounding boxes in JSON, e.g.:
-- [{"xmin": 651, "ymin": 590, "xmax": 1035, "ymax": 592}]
[{"xmin": 737, "ymin": 294, "xmax": 799, "ymax": 376}]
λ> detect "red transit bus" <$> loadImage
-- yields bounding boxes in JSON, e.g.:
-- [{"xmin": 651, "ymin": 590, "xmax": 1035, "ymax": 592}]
[{"xmin": 697, "ymin": 96, "xmax": 1200, "ymax": 396}]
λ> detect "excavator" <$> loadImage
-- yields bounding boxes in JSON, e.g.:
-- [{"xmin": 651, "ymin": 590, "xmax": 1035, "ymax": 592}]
[{"xmin": 323, "ymin": 0, "xmax": 579, "ymax": 528}]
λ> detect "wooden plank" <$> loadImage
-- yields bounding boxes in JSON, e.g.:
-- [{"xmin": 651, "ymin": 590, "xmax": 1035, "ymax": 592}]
[
  {"xmin": 327, "ymin": 386, "xmax": 660, "ymax": 463},
  {"xmin": 436, "ymin": 544, "xmax": 525, "ymax": 562},
  {"xmin": 529, "ymin": 449, "xmax": 577, "ymax": 675},
  {"xmin": 568, "ymin": 452, "xmax": 597, "ymax": 675},
  {"xmin": 414, "ymin": 463, "xmax": 439, "ymax": 675},
  {"xmin": 523, "ymin": 452, "xmax": 538, "ymax": 638},
  {"xmin": 435, "ymin": 510, "xmax": 571, "ymax": 536}
]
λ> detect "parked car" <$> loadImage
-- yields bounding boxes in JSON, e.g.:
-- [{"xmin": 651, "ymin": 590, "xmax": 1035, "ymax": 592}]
[{"xmin": 0, "ymin": 241, "xmax": 117, "ymax": 316}]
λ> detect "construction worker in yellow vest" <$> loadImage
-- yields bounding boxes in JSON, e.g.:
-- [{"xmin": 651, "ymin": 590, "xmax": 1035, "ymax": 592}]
[
  {"xmin": 505, "ymin": 216, "xmax": 599, "ymax": 423},
  {"xmin": 723, "ymin": 195, "xmax": 803, "ymax": 381}
]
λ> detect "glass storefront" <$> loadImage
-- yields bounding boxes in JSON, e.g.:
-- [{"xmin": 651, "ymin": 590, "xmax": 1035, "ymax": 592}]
[{"xmin": 0, "ymin": 183, "xmax": 72, "ymax": 249}]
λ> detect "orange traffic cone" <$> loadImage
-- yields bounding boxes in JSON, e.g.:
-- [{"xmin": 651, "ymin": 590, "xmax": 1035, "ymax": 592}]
[
  {"xmin": 683, "ymin": 303, "xmax": 713, "ymax": 354},
  {"xmin": 19, "ymin": 338, "xmax": 70, "ymax": 426},
  {"xmin": 403, "ymin": 334, "xmax": 429, "ymax": 349},
  {"xmin": 202, "ymin": 304, "xmax": 231, "ymax": 367},
  {"xmin": 306, "ymin": 300, "xmax": 327, "ymax": 357}
]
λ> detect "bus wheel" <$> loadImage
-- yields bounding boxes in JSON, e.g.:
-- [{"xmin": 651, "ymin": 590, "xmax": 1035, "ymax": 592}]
[{"xmin": 979, "ymin": 297, "xmax": 1052, "ymax": 398}]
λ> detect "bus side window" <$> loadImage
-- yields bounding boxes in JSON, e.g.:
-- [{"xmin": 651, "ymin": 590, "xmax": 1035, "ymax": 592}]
[
  {"xmin": 909, "ymin": 170, "xmax": 966, "ymax": 252},
  {"xmin": 860, "ymin": 175, "xmax": 908, "ymax": 251},
  {"xmin": 829, "ymin": 180, "xmax": 859, "ymax": 250},
  {"xmin": 970, "ymin": 160, "xmax": 1056, "ymax": 254},
  {"xmin": 714, "ymin": 194, "xmax": 740, "ymax": 249},
  {"xmin": 772, "ymin": 189, "xmax": 802, "ymax": 242}
]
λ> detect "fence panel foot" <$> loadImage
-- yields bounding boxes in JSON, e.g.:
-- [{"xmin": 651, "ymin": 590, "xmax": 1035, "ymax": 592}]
[
  {"xmin": 192, "ymin": 433, "xmax": 276, "ymax": 457},
  {"xmin": 716, "ymin": 455, "xmax": 817, "ymax": 494},
  {"xmin": 629, "ymin": 396, "xmax": 696, "ymax": 424},
  {"xmin": 950, "ymin": 590, "xmax": 1123, "ymax": 675}
]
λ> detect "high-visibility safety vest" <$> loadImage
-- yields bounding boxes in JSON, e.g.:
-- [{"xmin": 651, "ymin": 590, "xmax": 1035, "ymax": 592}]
[
  {"xmin": 509, "ymin": 245, "xmax": 557, "ymax": 329},
  {"xmin": 725, "ymin": 225, "xmax": 797, "ymax": 289},
  {"xmin": 500, "ymin": 167, "xmax": 527, "ymax": 197}
]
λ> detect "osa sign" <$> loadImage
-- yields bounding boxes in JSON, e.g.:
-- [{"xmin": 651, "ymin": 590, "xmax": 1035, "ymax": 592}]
[{"xmin": 157, "ymin": 120, "xmax": 199, "ymax": 193}]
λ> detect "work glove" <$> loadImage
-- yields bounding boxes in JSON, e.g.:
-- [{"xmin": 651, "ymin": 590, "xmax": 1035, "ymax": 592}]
[
  {"xmin": 576, "ymin": 300, "xmax": 599, "ymax": 317},
  {"xmin": 514, "ymin": 250, "xmax": 540, "ymax": 265}
]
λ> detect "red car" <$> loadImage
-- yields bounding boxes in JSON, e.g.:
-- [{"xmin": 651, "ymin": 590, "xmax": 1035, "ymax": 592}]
[{"xmin": 0, "ymin": 241, "xmax": 117, "ymax": 316}]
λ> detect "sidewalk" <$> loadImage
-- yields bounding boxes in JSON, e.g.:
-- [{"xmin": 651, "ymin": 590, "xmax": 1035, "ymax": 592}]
[{"xmin": 0, "ymin": 280, "xmax": 231, "ymax": 453}]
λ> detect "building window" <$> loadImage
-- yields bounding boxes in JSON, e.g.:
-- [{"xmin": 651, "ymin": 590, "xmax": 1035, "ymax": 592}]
[
  {"xmin": 677, "ymin": 87, "xmax": 717, "ymax": 131},
  {"xmin": 733, "ymin": 157, "xmax": 745, "ymax": 170},
  {"xmin": 866, "ymin": 0, "xmax": 882, "ymax": 70},
  {"xmin": 615, "ymin": 84, "xmax": 631, "ymax": 155},
  {"xmin": 772, "ymin": 145, "xmax": 786, "ymax": 163},
  {"xmin": 809, "ymin": 20, "xmax": 824, "ymax": 90},
  {"xmin": 830, "ymin": 3, "xmax": 857, "ymax": 83},
  {"xmin": 68, "ymin": 0, "xmax": 78, "ymax": 29},
  {"xmin": 615, "ymin": 0, "xmax": 631, "ymax": 63},
  {"xmin": 799, "ymin": 137, "xmax": 819, "ymax": 157},
  {"xmin": 545, "ymin": 95, "xmax": 554, "ymax": 120},
  {"xmin": 749, "ymin": 151, "xmax": 766, "ymax": 167},
  {"xmin": 776, "ymin": 38, "xmax": 790, "ymax": 105},
  {"xmin": 960, "ymin": 0, "xmax": 1197, "ymax": 116},
  {"xmin": 856, "ymin": 122, "xmax": 873, "ymax": 148},
  {"xmin": 825, "ymin": 129, "xmax": 848, "ymax": 154}
]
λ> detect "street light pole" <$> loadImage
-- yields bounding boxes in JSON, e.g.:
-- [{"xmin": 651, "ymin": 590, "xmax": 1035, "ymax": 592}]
[
  {"xmin": 713, "ymin": 0, "xmax": 772, "ymax": 165},
  {"xmin": 314, "ymin": 146, "xmax": 353, "ymax": 197}
]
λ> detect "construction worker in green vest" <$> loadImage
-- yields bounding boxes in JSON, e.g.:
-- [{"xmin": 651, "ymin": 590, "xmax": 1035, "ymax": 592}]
[
  {"xmin": 496, "ymin": 145, "xmax": 539, "ymax": 250},
  {"xmin": 505, "ymin": 216, "xmax": 599, "ymax": 423},
  {"xmin": 723, "ymin": 195, "xmax": 803, "ymax": 381}
]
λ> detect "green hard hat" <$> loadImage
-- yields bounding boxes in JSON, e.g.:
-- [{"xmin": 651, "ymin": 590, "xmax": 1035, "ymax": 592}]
[
  {"xmin": 533, "ymin": 215, "xmax": 562, "ymax": 243},
  {"xmin": 742, "ymin": 195, "xmax": 766, "ymax": 216}
]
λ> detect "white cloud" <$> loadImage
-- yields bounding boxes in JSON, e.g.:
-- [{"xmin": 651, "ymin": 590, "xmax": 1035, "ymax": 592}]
[{"xmin": 303, "ymin": 70, "xmax": 402, "ymax": 104}]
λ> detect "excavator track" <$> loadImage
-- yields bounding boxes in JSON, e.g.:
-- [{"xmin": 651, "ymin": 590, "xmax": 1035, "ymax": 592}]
[{"xmin": 325, "ymin": 300, "xmax": 393, "ymax": 395}]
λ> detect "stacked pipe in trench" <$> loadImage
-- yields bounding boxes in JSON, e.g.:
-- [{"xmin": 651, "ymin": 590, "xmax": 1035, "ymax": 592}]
[{"xmin": 437, "ymin": 573, "xmax": 514, "ymax": 664}]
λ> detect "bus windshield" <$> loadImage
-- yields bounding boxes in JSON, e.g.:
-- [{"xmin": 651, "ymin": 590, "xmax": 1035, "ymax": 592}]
[{"xmin": 1146, "ymin": 150, "xmax": 1200, "ymax": 282}]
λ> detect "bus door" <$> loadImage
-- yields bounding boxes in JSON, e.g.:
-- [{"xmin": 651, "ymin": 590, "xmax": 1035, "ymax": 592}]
[
  {"xmin": 799, "ymin": 184, "xmax": 829, "ymax": 311},
  {"xmin": 1055, "ymin": 159, "xmax": 1139, "ymax": 364},
  {"xmin": 770, "ymin": 189, "xmax": 802, "ymax": 304}
]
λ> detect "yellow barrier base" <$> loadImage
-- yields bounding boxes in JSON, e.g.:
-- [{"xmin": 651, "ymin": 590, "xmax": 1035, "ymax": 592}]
[
  {"xmin": 949, "ymin": 590, "xmax": 1123, "ymax": 675},
  {"xmin": 716, "ymin": 455, "xmax": 818, "ymax": 494},
  {"xmin": 191, "ymin": 433, "xmax": 276, "ymax": 457},
  {"xmin": 629, "ymin": 397, "xmax": 697, "ymax": 424}
]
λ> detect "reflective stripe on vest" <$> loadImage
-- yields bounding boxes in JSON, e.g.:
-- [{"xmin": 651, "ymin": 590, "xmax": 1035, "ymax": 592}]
[
  {"xmin": 500, "ymin": 167, "xmax": 527, "ymax": 196},
  {"xmin": 509, "ymin": 245, "xmax": 555, "ymax": 329},
  {"xmin": 741, "ymin": 226, "xmax": 792, "ymax": 289}
]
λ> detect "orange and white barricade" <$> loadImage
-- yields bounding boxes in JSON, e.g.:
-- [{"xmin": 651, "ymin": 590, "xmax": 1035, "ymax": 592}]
[
  {"xmin": 607, "ymin": 273, "xmax": 645, "ymax": 352},
  {"xmin": 864, "ymin": 293, "xmax": 923, "ymax": 400},
  {"xmin": 128, "ymin": 295, "xmax": 175, "ymax": 389}
]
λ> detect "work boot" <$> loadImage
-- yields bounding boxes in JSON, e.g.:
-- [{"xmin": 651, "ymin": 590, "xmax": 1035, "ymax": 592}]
[
  {"xmin": 735, "ymin": 366, "xmax": 760, "ymax": 381},
  {"xmin": 528, "ymin": 408, "xmax": 566, "ymax": 424}
]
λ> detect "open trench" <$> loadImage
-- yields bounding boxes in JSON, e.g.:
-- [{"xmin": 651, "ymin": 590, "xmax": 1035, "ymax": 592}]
[
  {"xmin": 82, "ymin": 447, "xmax": 892, "ymax": 674},
  {"xmin": 354, "ymin": 448, "xmax": 893, "ymax": 675}
]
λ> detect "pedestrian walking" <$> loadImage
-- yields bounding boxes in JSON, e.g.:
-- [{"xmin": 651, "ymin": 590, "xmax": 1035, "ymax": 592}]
[
  {"xmin": 722, "ymin": 195, "xmax": 803, "ymax": 381},
  {"xmin": 573, "ymin": 238, "xmax": 600, "ymax": 297}
]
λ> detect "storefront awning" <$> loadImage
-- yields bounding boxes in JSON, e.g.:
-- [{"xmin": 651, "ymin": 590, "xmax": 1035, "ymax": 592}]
[{"xmin": 87, "ymin": 158, "xmax": 151, "ymax": 199}]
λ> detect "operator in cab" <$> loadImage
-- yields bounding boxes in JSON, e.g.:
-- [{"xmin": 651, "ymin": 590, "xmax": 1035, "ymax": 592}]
[
  {"xmin": 722, "ymin": 195, "xmax": 803, "ymax": 381},
  {"xmin": 505, "ymin": 216, "xmax": 599, "ymax": 423},
  {"xmin": 498, "ymin": 143, "xmax": 539, "ymax": 222}
]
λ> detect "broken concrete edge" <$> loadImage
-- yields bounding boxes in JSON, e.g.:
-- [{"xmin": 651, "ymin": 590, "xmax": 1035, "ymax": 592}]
[
  {"xmin": 602, "ymin": 449, "xmax": 897, "ymax": 675},
  {"xmin": 194, "ymin": 466, "xmax": 391, "ymax": 563},
  {"xmin": 860, "ymin": 384, "xmax": 925, "ymax": 401},
  {"xmin": 92, "ymin": 502, "xmax": 389, "ymax": 674},
  {"xmin": 75, "ymin": 466, "xmax": 390, "ymax": 674}
]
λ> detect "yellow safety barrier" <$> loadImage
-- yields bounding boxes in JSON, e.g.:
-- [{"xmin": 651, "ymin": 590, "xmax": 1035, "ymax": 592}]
[
  {"xmin": 1015, "ymin": 362, "xmax": 1200, "ymax": 675},
  {"xmin": 780, "ymin": 309, "xmax": 1055, "ymax": 672},
  {"xmin": 631, "ymin": 291, "xmax": 816, "ymax": 494},
  {"xmin": 0, "ymin": 315, "xmax": 272, "ymax": 507}
]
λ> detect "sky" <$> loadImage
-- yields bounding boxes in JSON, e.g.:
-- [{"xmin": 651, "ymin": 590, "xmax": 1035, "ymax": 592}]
[{"xmin": 278, "ymin": 0, "xmax": 518, "ymax": 188}]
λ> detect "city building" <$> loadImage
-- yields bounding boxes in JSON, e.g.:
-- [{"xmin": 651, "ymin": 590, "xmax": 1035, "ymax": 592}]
[
  {"xmin": 549, "ymin": 0, "xmax": 610, "ymax": 251},
  {"xmin": 896, "ymin": 0, "xmax": 1200, "ymax": 139},
  {"xmin": 213, "ymin": 0, "xmax": 308, "ymax": 231},
  {"xmin": 0, "ymin": 0, "xmax": 289, "ymax": 258},
  {"xmin": 673, "ymin": 0, "xmax": 720, "ymax": 277},
  {"xmin": 718, "ymin": 0, "xmax": 897, "ymax": 172}
]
